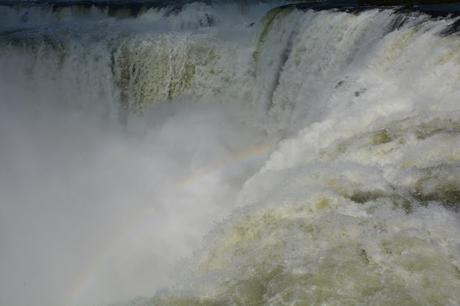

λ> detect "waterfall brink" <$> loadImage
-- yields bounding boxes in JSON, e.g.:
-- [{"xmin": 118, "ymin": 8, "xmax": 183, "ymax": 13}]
[{"xmin": 0, "ymin": 1, "xmax": 459, "ymax": 306}]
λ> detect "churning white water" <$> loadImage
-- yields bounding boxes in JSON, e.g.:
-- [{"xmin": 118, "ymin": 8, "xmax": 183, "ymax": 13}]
[{"xmin": 0, "ymin": 1, "xmax": 459, "ymax": 306}]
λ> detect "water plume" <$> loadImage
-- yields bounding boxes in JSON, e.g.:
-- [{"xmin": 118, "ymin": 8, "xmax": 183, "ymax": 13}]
[{"xmin": 0, "ymin": 1, "xmax": 459, "ymax": 306}]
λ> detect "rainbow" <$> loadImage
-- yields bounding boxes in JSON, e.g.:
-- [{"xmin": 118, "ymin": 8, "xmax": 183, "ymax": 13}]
[{"xmin": 66, "ymin": 142, "xmax": 274, "ymax": 306}]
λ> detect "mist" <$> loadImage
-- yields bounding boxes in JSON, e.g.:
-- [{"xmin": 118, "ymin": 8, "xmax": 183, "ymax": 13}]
[
  {"xmin": 0, "ymin": 2, "xmax": 276, "ymax": 304},
  {"xmin": 0, "ymin": 78, "xmax": 269, "ymax": 306},
  {"xmin": 1, "ymin": 1, "xmax": 460, "ymax": 305}
]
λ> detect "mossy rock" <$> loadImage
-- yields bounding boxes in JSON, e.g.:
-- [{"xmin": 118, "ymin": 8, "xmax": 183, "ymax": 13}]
[{"xmin": 253, "ymin": 6, "xmax": 294, "ymax": 63}]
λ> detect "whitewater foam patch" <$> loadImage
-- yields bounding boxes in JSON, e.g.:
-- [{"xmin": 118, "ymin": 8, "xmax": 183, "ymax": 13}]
[{"xmin": 1, "ymin": 2, "xmax": 459, "ymax": 306}]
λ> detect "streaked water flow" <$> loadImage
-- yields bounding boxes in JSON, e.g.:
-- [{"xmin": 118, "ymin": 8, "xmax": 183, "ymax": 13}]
[{"xmin": 0, "ymin": 1, "xmax": 459, "ymax": 305}]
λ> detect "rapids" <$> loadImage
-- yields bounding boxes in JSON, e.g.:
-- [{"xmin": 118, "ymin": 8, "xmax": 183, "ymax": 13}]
[{"xmin": 0, "ymin": 1, "xmax": 459, "ymax": 305}]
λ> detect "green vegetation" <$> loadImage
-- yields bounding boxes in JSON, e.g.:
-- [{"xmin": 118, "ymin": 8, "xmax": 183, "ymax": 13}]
[{"xmin": 253, "ymin": 6, "xmax": 294, "ymax": 63}]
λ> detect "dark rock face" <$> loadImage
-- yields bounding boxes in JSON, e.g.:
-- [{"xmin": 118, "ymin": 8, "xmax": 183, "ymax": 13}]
[
  {"xmin": 2, "ymin": 0, "xmax": 460, "ymax": 19},
  {"xmin": 0, "ymin": 0, "xmax": 291, "ymax": 20},
  {"xmin": 358, "ymin": 0, "xmax": 459, "ymax": 5},
  {"xmin": 0, "ymin": 0, "xmax": 206, "ymax": 18},
  {"xmin": 277, "ymin": 0, "xmax": 460, "ymax": 18}
]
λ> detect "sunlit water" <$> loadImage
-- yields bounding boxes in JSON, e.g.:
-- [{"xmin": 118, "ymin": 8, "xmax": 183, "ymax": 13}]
[{"xmin": 0, "ymin": 1, "xmax": 459, "ymax": 306}]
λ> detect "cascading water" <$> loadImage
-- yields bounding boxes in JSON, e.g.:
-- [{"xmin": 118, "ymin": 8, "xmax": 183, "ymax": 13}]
[{"xmin": 0, "ymin": 1, "xmax": 459, "ymax": 306}]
